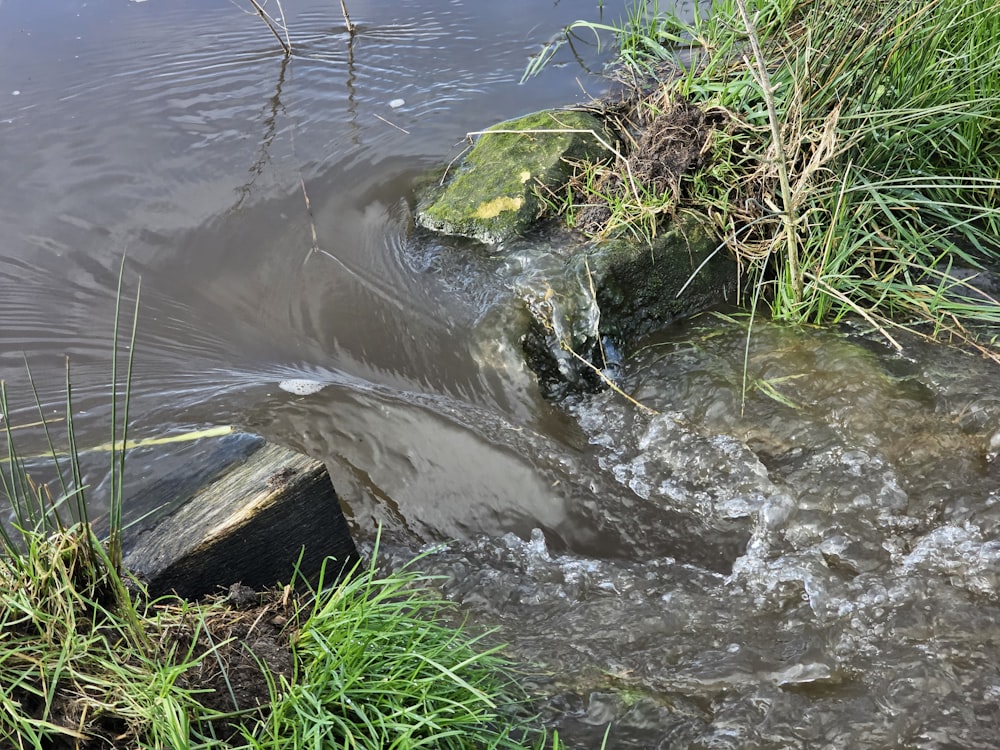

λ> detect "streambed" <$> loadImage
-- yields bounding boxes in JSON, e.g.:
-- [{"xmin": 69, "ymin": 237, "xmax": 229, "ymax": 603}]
[{"xmin": 2, "ymin": 0, "xmax": 999, "ymax": 747}]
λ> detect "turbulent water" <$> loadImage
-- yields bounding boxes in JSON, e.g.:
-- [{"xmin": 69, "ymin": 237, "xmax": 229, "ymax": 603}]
[
  {"xmin": 373, "ymin": 318, "xmax": 1000, "ymax": 748},
  {"xmin": 3, "ymin": 0, "xmax": 1000, "ymax": 747}
]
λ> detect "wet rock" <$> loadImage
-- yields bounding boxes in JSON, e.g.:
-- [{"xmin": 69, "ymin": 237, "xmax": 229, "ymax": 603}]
[
  {"xmin": 416, "ymin": 109, "xmax": 612, "ymax": 244},
  {"xmin": 508, "ymin": 217, "xmax": 736, "ymax": 396}
]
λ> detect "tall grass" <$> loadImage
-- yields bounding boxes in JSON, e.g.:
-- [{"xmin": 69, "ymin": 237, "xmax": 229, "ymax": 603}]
[
  {"xmin": 535, "ymin": 0, "xmax": 1000, "ymax": 353},
  {"xmin": 0, "ymin": 269, "xmax": 210, "ymax": 747}
]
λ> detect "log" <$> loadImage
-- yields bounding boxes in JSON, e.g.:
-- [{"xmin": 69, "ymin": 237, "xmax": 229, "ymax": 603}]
[{"xmin": 124, "ymin": 434, "xmax": 358, "ymax": 599}]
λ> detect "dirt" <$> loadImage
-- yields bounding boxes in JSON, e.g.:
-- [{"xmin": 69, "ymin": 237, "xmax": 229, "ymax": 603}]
[
  {"xmin": 12, "ymin": 585, "xmax": 300, "ymax": 750},
  {"xmin": 575, "ymin": 97, "xmax": 723, "ymax": 236},
  {"xmin": 173, "ymin": 584, "xmax": 298, "ymax": 743}
]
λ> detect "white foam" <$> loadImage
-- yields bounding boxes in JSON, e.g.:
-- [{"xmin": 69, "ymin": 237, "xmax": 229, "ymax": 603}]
[{"xmin": 278, "ymin": 378, "xmax": 327, "ymax": 395}]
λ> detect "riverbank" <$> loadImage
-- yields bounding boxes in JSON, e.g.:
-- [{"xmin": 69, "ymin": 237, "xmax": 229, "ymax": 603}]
[
  {"xmin": 0, "ymin": 382, "xmax": 567, "ymax": 749},
  {"xmin": 2, "ymin": 521, "xmax": 555, "ymax": 749},
  {"xmin": 531, "ymin": 0, "xmax": 1000, "ymax": 358}
]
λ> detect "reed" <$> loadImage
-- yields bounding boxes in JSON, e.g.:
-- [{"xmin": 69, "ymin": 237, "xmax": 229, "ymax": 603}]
[
  {"xmin": 246, "ymin": 0, "xmax": 292, "ymax": 55},
  {"xmin": 339, "ymin": 0, "xmax": 356, "ymax": 34}
]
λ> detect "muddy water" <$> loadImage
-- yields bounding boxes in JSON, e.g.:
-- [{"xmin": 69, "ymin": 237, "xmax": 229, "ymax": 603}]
[
  {"xmin": 3, "ymin": 1, "xmax": 1000, "ymax": 747},
  {"xmin": 376, "ymin": 319, "xmax": 1000, "ymax": 748}
]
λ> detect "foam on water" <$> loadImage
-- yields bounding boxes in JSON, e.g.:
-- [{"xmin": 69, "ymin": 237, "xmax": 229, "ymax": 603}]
[{"xmin": 385, "ymin": 318, "xmax": 1000, "ymax": 748}]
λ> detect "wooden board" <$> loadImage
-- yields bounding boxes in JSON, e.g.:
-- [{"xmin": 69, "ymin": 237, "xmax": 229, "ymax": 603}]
[{"xmin": 124, "ymin": 436, "xmax": 358, "ymax": 599}]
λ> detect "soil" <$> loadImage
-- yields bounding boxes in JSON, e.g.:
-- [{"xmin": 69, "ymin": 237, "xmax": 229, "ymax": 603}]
[
  {"xmin": 575, "ymin": 96, "xmax": 724, "ymax": 236},
  {"xmin": 13, "ymin": 584, "xmax": 300, "ymax": 750},
  {"xmin": 172, "ymin": 584, "xmax": 299, "ymax": 743}
]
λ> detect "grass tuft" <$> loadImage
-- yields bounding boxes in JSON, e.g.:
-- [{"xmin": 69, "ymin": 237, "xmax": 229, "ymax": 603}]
[{"xmin": 247, "ymin": 546, "xmax": 537, "ymax": 750}]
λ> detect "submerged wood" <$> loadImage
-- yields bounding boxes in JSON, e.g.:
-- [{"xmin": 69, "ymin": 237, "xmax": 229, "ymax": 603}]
[{"xmin": 124, "ymin": 435, "xmax": 357, "ymax": 599}]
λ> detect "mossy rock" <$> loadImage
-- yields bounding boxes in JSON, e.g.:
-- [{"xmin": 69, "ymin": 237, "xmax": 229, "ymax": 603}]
[{"xmin": 416, "ymin": 109, "xmax": 612, "ymax": 244}]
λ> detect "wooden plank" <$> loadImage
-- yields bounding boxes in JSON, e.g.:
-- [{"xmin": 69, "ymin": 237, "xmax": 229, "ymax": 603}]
[{"xmin": 124, "ymin": 436, "xmax": 358, "ymax": 599}]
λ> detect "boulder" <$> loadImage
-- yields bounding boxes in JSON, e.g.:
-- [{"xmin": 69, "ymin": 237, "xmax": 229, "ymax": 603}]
[{"xmin": 416, "ymin": 109, "xmax": 612, "ymax": 244}]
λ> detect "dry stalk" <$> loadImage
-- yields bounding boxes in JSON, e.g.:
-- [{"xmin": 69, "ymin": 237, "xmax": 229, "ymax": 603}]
[
  {"xmin": 734, "ymin": 0, "xmax": 800, "ymax": 302},
  {"xmin": 247, "ymin": 0, "xmax": 291, "ymax": 55},
  {"xmin": 339, "ymin": 0, "xmax": 356, "ymax": 34},
  {"xmin": 560, "ymin": 342, "xmax": 659, "ymax": 415},
  {"xmin": 803, "ymin": 271, "xmax": 903, "ymax": 351},
  {"xmin": 373, "ymin": 113, "xmax": 410, "ymax": 134}
]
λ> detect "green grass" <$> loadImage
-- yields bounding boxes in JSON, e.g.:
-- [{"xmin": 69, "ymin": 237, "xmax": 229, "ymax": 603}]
[
  {"xmin": 0, "ymin": 525, "xmax": 220, "ymax": 748},
  {"xmin": 246, "ymin": 550, "xmax": 538, "ymax": 750},
  {"xmin": 529, "ymin": 0, "xmax": 1000, "ymax": 355}
]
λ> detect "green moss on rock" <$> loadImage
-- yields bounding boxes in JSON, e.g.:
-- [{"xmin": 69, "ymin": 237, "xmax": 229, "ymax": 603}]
[{"xmin": 416, "ymin": 109, "xmax": 612, "ymax": 244}]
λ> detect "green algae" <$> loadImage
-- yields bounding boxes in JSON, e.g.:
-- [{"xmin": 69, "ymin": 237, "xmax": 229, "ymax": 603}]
[{"xmin": 417, "ymin": 109, "xmax": 612, "ymax": 244}]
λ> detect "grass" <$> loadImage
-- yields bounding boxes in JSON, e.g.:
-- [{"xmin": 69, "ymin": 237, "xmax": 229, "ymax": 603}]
[
  {"xmin": 246, "ymin": 551, "xmax": 532, "ymax": 750},
  {"xmin": 528, "ymin": 0, "xmax": 1000, "ymax": 356},
  {"xmin": 0, "ymin": 275, "xmax": 570, "ymax": 748}
]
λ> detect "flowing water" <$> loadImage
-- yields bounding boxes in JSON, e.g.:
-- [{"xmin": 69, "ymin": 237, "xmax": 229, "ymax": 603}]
[{"xmin": 3, "ymin": 1, "xmax": 1000, "ymax": 747}]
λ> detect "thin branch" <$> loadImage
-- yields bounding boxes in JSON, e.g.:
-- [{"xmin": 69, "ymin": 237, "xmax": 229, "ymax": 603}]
[
  {"xmin": 339, "ymin": 0, "xmax": 356, "ymax": 34},
  {"xmin": 273, "ymin": 0, "xmax": 292, "ymax": 52},
  {"xmin": 561, "ymin": 342, "xmax": 659, "ymax": 415},
  {"xmin": 373, "ymin": 113, "xmax": 410, "ymax": 134},
  {"xmin": 247, "ymin": 0, "xmax": 291, "ymax": 55}
]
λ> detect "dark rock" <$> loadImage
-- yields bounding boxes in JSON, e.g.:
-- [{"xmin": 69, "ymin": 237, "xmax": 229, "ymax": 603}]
[{"xmin": 517, "ymin": 217, "xmax": 737, "ymax": 395}]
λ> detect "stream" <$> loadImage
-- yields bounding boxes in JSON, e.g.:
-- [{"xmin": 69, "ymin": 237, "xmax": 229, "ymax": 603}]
[{"xmin": 3, "ymin": 1, "xmax": 1000, "ymax": 747}]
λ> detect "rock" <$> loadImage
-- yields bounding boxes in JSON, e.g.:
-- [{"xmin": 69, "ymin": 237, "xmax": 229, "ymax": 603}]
[
  {"xmin": 517, "ymin": 217, "xmax": 737, "ymax": 394},
  {"xmin": 124, "ymin": 433, "xmax": 358, "ymax": 599},
  {"xmin": 593, "ymin": 217, "xmax": 735, "ymax": 343},
  {"xmin": 416, "ymin": 109, "xmax": 613, "ymax": 244}
]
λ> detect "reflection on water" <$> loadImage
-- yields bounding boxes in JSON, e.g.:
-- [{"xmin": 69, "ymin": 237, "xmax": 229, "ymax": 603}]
[
  {"xmin": 0, "ymin": 0, "xmax": 620, "ymax": 456},
  {"xmin": 3, "ymin": 0, "xmax": 1000, "ymax": 746},
  {"xmin": 0, "ymin": 0, "xmax": 615, "ymax": 412}
]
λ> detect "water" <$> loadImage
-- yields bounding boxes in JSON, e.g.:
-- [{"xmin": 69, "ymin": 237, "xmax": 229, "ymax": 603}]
[
  {"xmin": 378, "ymin": 319, "xmax": 1000, "ymax": 748},
  {"xmin": 3, "ymin": 1, "xmax": 1000, "ymax": 747}
]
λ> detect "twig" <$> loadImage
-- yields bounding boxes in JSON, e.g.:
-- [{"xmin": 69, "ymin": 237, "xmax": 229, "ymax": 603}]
[
  {"xmin": 373, "ymin": 113, "xmax": 410, "ymax": 134},
  {"xmin": 247, "ymin": 0, "xmax": 291, "ymax": 55},
  {"xmin": 339, "ymin": 0, "xmax": 356, "ymax": 34},
  {"xmin": 561, "ymin": 342, "xmax": 659, "ymax": 415},
  {"xmin": 274, "ymin": 0, "xmax": 291, "ymax": 51}
]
